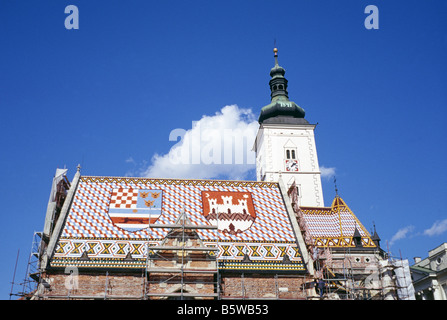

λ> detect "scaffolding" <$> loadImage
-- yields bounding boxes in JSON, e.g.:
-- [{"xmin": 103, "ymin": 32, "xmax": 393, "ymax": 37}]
[
  {"xmin": 286, "ymin": 182, "xmax": 416, "ymax": 300},
  {"xmin": 144, "ymin": 210, "xmax": 220, "ymax": 299},
  {"xmin": 10, "ymin": 231, "xmax": 43, "ymax": 299},
  {"xmin": 309, "ymin": 245, "xmax": 416, "ymax": 300},
  {"xmin": 378, "ymin": 249, "xmax": 415, "ymax": 300},
  {"xmin": 28, "ymin": 236, "xmax": 414, "ymax": 300},
  {"xmin": 315, "ymin": 247, "xmax": 386, "ymax": 300},
  {"xmin": 13, "ymin": 181, "xmax": 414, "ymax": 300},
  {"xmin": 10, "ymin": 169, "xmax": 72, "ymax": 299},
  {"xmin": 26, "ymin": 213, "xmax": 220, "ymax": 300}
]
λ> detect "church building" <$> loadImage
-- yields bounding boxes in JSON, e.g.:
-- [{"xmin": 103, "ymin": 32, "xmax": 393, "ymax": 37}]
[{"xmin": 25, "ymin": 49, "xmax": 408, "ymax": 300}]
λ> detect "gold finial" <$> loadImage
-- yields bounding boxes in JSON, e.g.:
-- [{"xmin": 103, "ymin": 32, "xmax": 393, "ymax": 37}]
[{"xmin": 273, "ymin": 47, "xmax": 279, "ymax": 66}]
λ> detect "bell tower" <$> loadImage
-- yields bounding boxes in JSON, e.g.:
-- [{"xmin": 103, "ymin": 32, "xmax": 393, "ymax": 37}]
[{"xmin": 253, "ymin": 48, "xmax": 324, "ymax": 207}]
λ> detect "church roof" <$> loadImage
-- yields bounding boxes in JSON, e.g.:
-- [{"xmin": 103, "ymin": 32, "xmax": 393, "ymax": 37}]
[
  {"xmin": 299, "ymin": 196, "xmax": 377, "ymax": 249},
  {"xmin": 49, "ymin": 175, "xmax": 307, "ymax": 273}
]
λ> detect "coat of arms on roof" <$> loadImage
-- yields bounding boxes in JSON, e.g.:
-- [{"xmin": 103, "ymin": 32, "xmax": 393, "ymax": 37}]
[
  {"xmin": 201, "ymin": 191, "xmax": 256, "ymax": 235},
  {"xmin": 107, "ymin": 188, "xmax": 162, "ymax": 232}
]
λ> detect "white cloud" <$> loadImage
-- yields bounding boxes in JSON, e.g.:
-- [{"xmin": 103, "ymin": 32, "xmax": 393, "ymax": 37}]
[
  {"xmin": 125, "ymin": 157, "xmax": 135, "ymax": 164},
  {"xmin": 423, "ymin": 219, "xmax": 447, "ymax": 237},
  {"xmin": 320, "ymin": 166, "xmax": 336, "ymax": 180},
  {"xmin": 141, "ymin": 105, "xmax": 258, "ymax": 180},
  {"xmin": 389, "ymin": 225, "xmax": 414, "ymax": 246}
]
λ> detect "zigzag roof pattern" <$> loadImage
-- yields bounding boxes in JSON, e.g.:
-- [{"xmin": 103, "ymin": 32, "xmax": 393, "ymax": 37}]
[
  {"xmin": 50, "ymin": 175, "xmax": 308, "ymax": 272},
  {"xmin": 299, "ymin": 196, "xmax": 377, "ymax": 249}
]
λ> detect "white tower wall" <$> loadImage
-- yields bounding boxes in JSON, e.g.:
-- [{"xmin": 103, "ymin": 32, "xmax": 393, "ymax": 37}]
[{"xmin": 255, "ymin": 123, "xmax": 324, "ymax": 207}]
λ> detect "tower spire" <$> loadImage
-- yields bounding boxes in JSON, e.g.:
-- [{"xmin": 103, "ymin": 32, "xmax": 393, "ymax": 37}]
[
  {"xmin": 269, "ymin": 47, "xmax": 288, "ymax": 101},
  {"xmin": 258, "ymin": 47, "xmax": 307, "ymax": 124}
]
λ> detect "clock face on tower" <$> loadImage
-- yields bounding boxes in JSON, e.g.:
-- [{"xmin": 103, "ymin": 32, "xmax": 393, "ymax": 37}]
[{"xmin": 285, "ymin": 160, "xmax": 299, "ymax": 172}]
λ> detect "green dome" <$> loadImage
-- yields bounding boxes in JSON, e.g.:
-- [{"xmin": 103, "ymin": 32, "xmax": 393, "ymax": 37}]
[
  {"xmin": 258, "ymin": 48, "xmax": 307, "ymax": 124},
  {"xmin": 258, "ymin": 98, "xmax": 306, "ymax": 123}
]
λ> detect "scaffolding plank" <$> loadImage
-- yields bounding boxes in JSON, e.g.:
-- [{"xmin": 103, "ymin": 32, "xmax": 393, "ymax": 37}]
[
  {"xmin": 147, "ymin": 268, "xmax": 218, "ymax": 274},
  {"xmin": 145, "ymin": 292, "xmax": 218, "ymax": 297},
  {"xmin": 43, "ymin": 295, "xmax": 145, "ymax": 300}
]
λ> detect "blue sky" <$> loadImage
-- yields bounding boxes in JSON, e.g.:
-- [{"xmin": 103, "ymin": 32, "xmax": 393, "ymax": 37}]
[{"xmin": 1, "ymin": 1, "xmax": 446, "ymax": 299}]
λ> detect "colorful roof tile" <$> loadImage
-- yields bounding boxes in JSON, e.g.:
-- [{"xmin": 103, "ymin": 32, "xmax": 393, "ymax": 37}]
[
  {"xmin": 50, "ymin": 176, "xmax": 307, "ymax": 272},
  {"xmin": 299, "ymin": 196, "xmax": 377, "ymax": 249}
]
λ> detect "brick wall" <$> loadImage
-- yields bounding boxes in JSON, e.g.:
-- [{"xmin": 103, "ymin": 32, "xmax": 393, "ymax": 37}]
[
  {"xmin": 39, "ymin": 271, "xmax": 308, "ymax": 300},
  {"xmin": 221, "ymin": 274, "xmax": 308, "ymax": 299},
  {"xmin": 147, "ymin": 273, "xmax": 216, "ymax": 299},
  {"xmin": 40, "ymin": 271, "xmax": 145, "ymax": 299}
]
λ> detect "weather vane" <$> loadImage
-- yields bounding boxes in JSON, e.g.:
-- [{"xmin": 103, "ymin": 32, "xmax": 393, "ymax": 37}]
[{"xmin": 334, "ymin": 176, "xmax": 339, "ymax": 197}]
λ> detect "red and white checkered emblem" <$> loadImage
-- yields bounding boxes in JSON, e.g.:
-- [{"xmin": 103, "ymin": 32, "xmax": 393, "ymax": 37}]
[{"xmin": 109, "ymin": 188, "xmax": 139, "ymax": 209}]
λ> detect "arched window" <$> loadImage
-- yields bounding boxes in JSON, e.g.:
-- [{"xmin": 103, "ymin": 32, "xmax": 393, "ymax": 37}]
[
  {"xmin": 291, "ymin": 150, "xmax": 296, "ymax": 159},
  {"xmin": 286, "ymin": 150, "xmax": 290, "ymax": 159}
]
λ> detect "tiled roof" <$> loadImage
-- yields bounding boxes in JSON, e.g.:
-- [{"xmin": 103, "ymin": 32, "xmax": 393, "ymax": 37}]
[
  {"xmin": 299, "ymin": 196, "xmax": 377, "ymax": 249},
  {"xmin": 51, "ymin": 176, "xmax": 306, "ymax": 272}
]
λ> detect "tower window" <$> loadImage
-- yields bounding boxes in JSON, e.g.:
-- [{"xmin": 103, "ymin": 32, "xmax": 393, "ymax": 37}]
[{"xmin": 285, "ymin": 149, "xmax": 296, "ymax": 160}]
